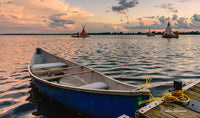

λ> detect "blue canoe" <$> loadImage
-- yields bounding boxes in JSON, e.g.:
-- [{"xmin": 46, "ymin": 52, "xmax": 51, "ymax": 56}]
[{"xmin": 28, "ymin": 48, "xmax": 150, "ymax": 118}]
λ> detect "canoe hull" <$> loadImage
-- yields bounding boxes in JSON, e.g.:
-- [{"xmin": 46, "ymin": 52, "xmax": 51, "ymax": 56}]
[
  {"xmin": 29, "ymin": 48, "xmax": 149, "ymax": 118},
  {"xmin": 32, "ymin": 76, "xmax": 149, "ymax": 118}
]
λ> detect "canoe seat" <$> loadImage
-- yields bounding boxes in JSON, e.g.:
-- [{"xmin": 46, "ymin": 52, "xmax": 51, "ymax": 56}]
[
  {"xmin": 31, "ymin": 62, "xmax": 67, "ymax": 70},
  {"xmin": 79, "ymin": 82, "xmax": 109, "ymax": 89},
  {"xmin": 59, "ymin": 81, "xmax": 75, "ymax": 86}
]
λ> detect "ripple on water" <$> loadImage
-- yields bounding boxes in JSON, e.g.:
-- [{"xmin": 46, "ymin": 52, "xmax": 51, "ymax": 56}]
[
  {"xmin": 0, "ymin": 78, "xmax": 8, "ymax": 81},
  {"xmin": 0, "ymin": 101, "xmax": 18, "ymax": 109},
  {"xmin": 0, "ymin": 92, "xmax": 28, "ymax": 99},
  {"xmin": 10, "ymin": 74, "xmax": 21, "ymax": 77},
  {"xmin": 0, "ymin": 103, "xmax": 37, "ymax": 118},
  {"xmin": 8, "ymin": 85, "xmax": 29, "ymax": 91},
  {"xmin": 0, "ymin": 71, "xmax": 6, "ymax": 73},
  {"xmin": 19, "ymin": 69, "xmax": 28, "ymax": 73},
  {"xmin": 15, "ymin": 76, "xmax": 30, "ymax": 80},
  {"xmin": 0, "ymin": 81, "xmax": 15, "ymax": 85}
]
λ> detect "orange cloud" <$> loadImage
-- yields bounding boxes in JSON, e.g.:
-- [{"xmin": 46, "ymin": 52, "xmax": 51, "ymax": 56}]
[{"xmin": 0, "ymin": 0, "xmax": 93, "ymax": 33}]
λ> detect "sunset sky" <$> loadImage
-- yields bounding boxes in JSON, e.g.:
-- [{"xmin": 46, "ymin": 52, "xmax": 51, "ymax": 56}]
[{"xmin": 1, "ymin": 0, "xmax": 200, "ymax": 33}]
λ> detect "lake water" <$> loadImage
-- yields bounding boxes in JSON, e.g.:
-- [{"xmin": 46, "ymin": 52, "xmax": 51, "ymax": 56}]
[{"xmin": 0, "ymin": 35, "xmax": 200, "ymax": 117}]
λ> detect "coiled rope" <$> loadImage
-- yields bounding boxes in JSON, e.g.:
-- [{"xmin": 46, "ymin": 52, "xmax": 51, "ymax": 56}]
[{"xmin": 138, "ymin": 77, "xmax": 190, "ymax": 105}]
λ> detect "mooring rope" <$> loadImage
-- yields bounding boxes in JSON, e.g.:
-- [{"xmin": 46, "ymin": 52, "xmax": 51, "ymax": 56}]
[{"xmin": 138, "ymin": 77, "xmax": 190, "ymax": 105}]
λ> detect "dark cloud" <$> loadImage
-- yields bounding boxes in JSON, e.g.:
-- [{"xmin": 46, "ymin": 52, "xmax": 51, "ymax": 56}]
[
  {"xmin": 137, "ymin": 18, "xmax": 144, "ymax": 26},
  {"xmin": 151, "ymin": 21, "xmax": 161, "ymax": 29},
  {"xmin": 0, "ymin": 0, "xmax": 13, "ymax": 5},
  {"xmin": 190, "ymin": 14, "xmax": 200, "ymax": 28},
  {"xmin": 11, "ymin": 15, "xmax": 17, "ymax": 19},
  {"xmin": 174, "ymin": 17, "xmax": 189, "ymax": 29},
  {"xmin": 192, "ymin": 14, "xmax": 200, "ymax": 21},
  {"xmin": 48, "ymin": 13, "xmax": 74, "ymax": 28},
  {"xmin": 144, "ymin": 16, "xmax": 155, "ymax": 19},
  {"xmin": 126, "ymin": 21, "xmax": 130, "ymax": 24},
  {"xmin": 112, "ymin": 0, "xmax": 138, "ymax": 13},
  {"xmin": 123, "ymin": 16, "xmax": 170, "ymax": 30},
  {"xmin": 104, "ymin": 25, "xmax": 115, "ymax": 30},
  {"xmin": 124, "ymin": 13, "xmax": 200, "ymax": 30},
  {"xmin": 156, "ymin": 3, "xmax": 178, "ymax": 13},
  {"xmin": 123, "ymin": 21, "xmax": 161, "ymax": 30},
  {"xmin": 158, "ymin": 16, "xmax": 170, "ymax": 24},
  {"xmin": 172, "ymin": 14, "xmax": 178, "ymax": 20}
]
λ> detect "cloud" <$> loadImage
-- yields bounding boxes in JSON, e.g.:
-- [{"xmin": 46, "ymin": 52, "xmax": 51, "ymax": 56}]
[
  {"xmin": 0, "ymin": 0, "xmax": 93, "ymax": 33},
  {"xmin": 11, "ymin": 15, "xmax": 18, "ymax": 19},
  {"xmin": 174, "ymin": 17, "xmax": 189, "ymax": 29},
  {"xmin": 144, "ymin": 16, "xmax": 155, "ymax": 19},
  {"xmin": 48, "ymin": 13, "xmax": 75, "ymax": 28},
  {"xmin": 137, "ymin": 18, "xmax": 144, "ymax": 26},
  {"xmin": 124, "ymin": 13, "xmax": 200, "ymax": 31},
  {"xmin": 178, "ymin": 0, "xmax": 190, "ymax": 2},
  {"xmin": 190, "ymin": 14, "xmax": 200, "ymax": 28},
  {"xmin": 172, "ymin": 14, "xmax": 178, "ymax": 20},
  {"xmin": 156, "ymin": 3, "xmax": 178, "ymax": 13},
  {"xmin": 112, "ymin": 0, "xmax": 138, "ymax": 13},
  {"xmin": 192, "ymin": 14, "xmax": 200, "ymax": 21},
  {"xmin": 104, "ymin": 25, "xmax": 116, "ymax": 30},
  {"xmin": 158, "ymin": 16, "xmax": 170, "ymax": 24},
  {"xmin": 123, "ymin": 15, "xmax": 172, "ymax": 31}
]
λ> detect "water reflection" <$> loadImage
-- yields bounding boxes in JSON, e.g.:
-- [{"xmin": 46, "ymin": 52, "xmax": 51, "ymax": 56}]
[{"xmin": 27, "ymin": 81, "xmax": 89, "ymax": 118}]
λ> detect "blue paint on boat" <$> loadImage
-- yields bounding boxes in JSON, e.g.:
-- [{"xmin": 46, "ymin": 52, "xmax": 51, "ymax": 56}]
[{"xmin": 33, "ymin": 78, "xmax": 149, "ymax": 118}]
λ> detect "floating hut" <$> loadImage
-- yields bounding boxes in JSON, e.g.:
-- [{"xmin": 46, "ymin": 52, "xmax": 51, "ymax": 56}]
[
  {"xmin": 147, "ymin": 27, "xmax": 155, "ymax": 36},
  {"xmin": 162, "ymin": 22, "xmax": 179, "ymax": 38},
  {"xmin": 71, "ymin": 24, "xmax": 90, "ymax": 38}
]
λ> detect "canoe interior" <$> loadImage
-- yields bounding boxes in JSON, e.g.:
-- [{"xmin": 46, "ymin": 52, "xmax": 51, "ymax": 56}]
[{"xmin": 29, "ymin": 48, "xmax": 148, "ymax": 92}]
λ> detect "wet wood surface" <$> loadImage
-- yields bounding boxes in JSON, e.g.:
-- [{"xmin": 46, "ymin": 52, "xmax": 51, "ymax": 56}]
[{"xmin": 136, "ymin": 82, "xmax": 200, "ymax": 118}]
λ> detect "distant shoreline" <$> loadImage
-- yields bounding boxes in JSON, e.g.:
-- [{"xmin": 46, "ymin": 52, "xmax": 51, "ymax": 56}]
[{"xmin": 0, "ymin": 31, "xmax": 200, "ymax": 35}]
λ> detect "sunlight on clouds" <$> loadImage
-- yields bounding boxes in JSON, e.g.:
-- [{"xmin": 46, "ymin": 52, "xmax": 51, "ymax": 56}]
[{"xmin": 0, "ymin": 0, "xmax": 93, "ymax": 33}]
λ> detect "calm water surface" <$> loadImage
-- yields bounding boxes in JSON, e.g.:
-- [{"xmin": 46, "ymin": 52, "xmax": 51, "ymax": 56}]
[{"xmin": 0, "ymin": 35, "xmax": 200, "ymax": 117}]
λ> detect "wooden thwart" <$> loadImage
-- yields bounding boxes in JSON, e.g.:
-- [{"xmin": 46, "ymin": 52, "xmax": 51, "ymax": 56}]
[
  {"xmin": 44, "ymin": 71, "xmax": 93, "ymax": 81},
  {"xmin": 33, "ymin": 66, "xmax": 82, "ymax": 74}
]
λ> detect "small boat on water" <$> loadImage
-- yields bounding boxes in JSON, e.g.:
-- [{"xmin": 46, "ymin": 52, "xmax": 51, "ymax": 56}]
[
  {"xmin": 71, "ymin": 24, "xmax": 90, "ymax": 38},
  {"xmin": 162, "ymin": 22, "xmax": 179, "ymax": 38},
  {"xmin": 147, "ymin": 27, "xmax": 155, "ymax": 36},
  {"xmin": 28, "ymin": 48, "xmax": 150, "ymax": 118}
]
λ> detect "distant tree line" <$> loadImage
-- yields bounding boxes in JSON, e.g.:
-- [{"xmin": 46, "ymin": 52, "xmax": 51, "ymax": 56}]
[
  {"xmin": 87, "ymin": 31, "xmax": 200, "ymax": 35},
  {"xmin": 1, "ymin": 31, "xmax": 200, "ymax": 35}
]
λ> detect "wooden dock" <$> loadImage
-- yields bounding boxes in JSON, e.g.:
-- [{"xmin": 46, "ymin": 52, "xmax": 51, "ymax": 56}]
[{"xmin": 136, "ymin": 80, "xmax": 200, "ymax": 118}]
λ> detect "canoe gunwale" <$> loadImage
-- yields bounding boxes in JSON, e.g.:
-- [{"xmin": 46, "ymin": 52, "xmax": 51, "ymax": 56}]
[
  {"xmin": 28, "ymin": 48, "xmax": 150, "ymax": 96},
  {"xmin": 29, "ymin": 72, "xmax": 149, "ymax": 96}
]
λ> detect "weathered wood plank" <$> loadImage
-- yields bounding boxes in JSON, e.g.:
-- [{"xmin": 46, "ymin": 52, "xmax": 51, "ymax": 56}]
[
  {"xmin": 138, "ymin": 81, "xmax": 200, "ymax": 118},
  {"xmin": 144, "ymin": 106, "xmax": 175, "ymax": 118},
  {"xmin": 184, "ymin": 83, "xmax": 200, "ymax": 101},
  {"xmin": 154, "ymin": 102, "xmax": 200, "ymax": 118}
]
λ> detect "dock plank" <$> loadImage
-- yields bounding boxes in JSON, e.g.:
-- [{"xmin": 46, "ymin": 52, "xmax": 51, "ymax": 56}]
[
  {"xmin": 137, "ymin": 81, "xmax": 200, "ymax": 118},
  {"xmin": 144, "ymin": 106, "xmax": 175, "ymax": 118}
]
